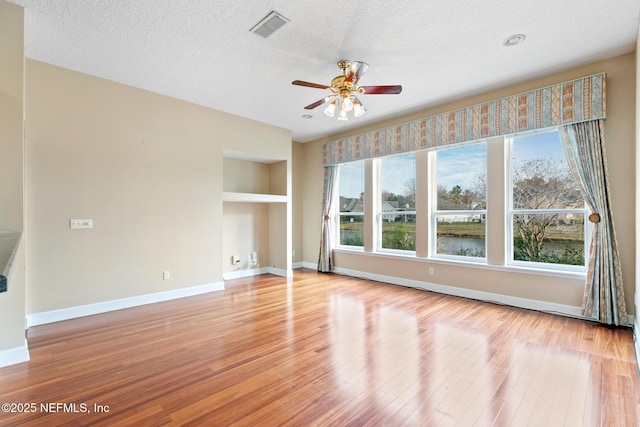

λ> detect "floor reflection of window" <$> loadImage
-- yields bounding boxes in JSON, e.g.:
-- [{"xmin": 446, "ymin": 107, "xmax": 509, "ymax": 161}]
[
  {"xmin": 498, "ymin": 342, "xmax": 592, "ymax": 425},
  {"xmin": 427, "ymin": 323, "xmax": 493, "ymax": 425},
  {"xmin": 329, "ymin": 294, "xmax": 367, "ymax": 393},
  {"xmin": 373, "ymin": 305, "xmax": 420, "ymax": 416}
]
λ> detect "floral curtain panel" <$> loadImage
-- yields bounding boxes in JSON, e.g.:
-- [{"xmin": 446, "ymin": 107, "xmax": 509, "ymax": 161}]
[
  {"xmin": 318, "ymin": 165, "xmax": 338, "ymax": 272},
  {"xmin": 560, "ymin": 120, "xmax": 628, "ymax": 326}
]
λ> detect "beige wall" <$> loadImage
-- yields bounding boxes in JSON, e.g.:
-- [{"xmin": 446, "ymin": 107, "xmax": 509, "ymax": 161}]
[
  {"xmin": 0, "ymin": 1, "xmax": 23, "ymax": 233},
  {"xmin": 292, "ymin": 141, "xmax": 304, "ymax": 264},
  {"xmin": 0, "ymin": 0, "xmax": 26, "ymax": 353},
  {"xmin": 301, "ymin": 53, "xmax": 636, "ymax": 314},
  {"xmin": 223, "ymin": 158, "xmax": 272, "ymax": 194},
  {"xmin": 302, "ymin": 139, "xmax": 324, "ymax": 268},
  {"xmin": 0, "ymin": 0, "xmax": 26, "ymax": 354},
  {"xmin": 25, "ymin": 59, "xmax": 291, "ymax": 314}
]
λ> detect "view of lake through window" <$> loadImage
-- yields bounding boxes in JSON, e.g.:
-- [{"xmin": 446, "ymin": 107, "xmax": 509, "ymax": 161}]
[{"xmin": 435, "ymin": 143, "xmax": 487, "ymax": 258}]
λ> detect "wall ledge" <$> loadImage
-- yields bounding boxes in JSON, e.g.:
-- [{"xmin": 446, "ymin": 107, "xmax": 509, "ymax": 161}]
[
  {"xmin": 0, "ymin": 232, "xmax": 22, "ymax": 293},
  {"xmin": 26, "ymin": 281, "xmax": 225, "ymax": 327}
]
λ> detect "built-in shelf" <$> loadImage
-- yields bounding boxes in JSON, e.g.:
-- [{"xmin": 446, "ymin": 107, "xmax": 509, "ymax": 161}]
[
  {"xmin": 222, "ymin": 192, "xmax": 287, "ymax": 203},
  {"xmin": 222, "ymin": 152, "xmax": 290, "ymax": 276},
  {"xmin": 222, "ymin": 156, "xmax": 286, "ymax": 196}
]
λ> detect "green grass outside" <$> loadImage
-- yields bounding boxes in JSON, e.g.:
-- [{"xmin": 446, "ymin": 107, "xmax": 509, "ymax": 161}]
[{"xmin": 343, "ymin": 221, "xmax": 583, "ymax": 243}]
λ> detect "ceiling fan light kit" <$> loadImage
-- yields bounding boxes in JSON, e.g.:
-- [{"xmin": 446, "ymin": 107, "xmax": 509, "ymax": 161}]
[
  {"xmin": 324, "ymin": 100, "xmax": 337, "ymax": 117},
  {"xmin": 292, "ymin": 60, "xmax": 402, "ymax": 121}
]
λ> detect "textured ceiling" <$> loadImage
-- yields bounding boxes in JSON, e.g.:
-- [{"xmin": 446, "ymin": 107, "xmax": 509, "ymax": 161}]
[{"xmin": 10, "ymin": 0, "xmax": 640, "ymax": 142}]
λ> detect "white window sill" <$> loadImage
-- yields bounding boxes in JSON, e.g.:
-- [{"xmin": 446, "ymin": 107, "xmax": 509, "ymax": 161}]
[{"xmin": 333, "ymin": 247, "xmax": 586, "ymax": 280}]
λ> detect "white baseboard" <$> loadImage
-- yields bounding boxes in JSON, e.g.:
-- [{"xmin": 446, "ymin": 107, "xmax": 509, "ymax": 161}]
[
  {"xmin": 0, "ymin": 339, "xmax": 30, "ymax": 368},
  {"xmin": 333, "ymin": 266, "xmax": 584, "ymax": 319},
  {"xmin": 223, "ymin": 267, "xmax": 270, "ymax": 280},
  {"xmin": 286, "ymin": 263, "xmax": 637, "ymax": 327},
  {"xmin": 269, "ymin": 267, "xmax": 293, "ymax": 278},
  {"xmin": 223, "ymin": 267, "xmax": 293, "ymax": 280},
  {"xmin": 26, "ymin": 281, "xmax": 225, "ymax": 327},
  {"xmin": 292, "ymin": 261, "xmax": 305, "ymax": 270}
]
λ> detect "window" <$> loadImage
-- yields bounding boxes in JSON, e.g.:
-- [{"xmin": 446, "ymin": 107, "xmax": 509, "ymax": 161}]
[
  {"xmin": 332, "ymin": 127, "xmax": 588, "ymax": 275},
  {"xmin": 378, "ymin": 153, "xmax": 416, "ymax": 252},
  {"xmin": 508, "ymin": 130, "xmax": 586, "ymax": 268},
  {"xmin": 433, "ymin": 143, "xmax": 487, "ymax": 259},
  {"xmin": 338, "ymin": 160, "xmax": 364, "ymax": 247}
]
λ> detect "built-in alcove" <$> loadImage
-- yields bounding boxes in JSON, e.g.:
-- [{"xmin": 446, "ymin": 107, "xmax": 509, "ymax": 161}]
[
  {"xmin": 222, "ymin": 152, "xmax": 290, "ymax": 277},
  {"xmin": 222, "ymin": 154, "xmax": 287, "ymax": 203}
]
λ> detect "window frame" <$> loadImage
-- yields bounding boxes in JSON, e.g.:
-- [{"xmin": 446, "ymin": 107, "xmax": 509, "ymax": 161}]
[
  {"xmin": 330, "ymin": 127, "xmax": 589, "ymax": 278},
  {"xmin": 336, "ymin": 160, "xmax": 365, "ymax": 249},
  {"xmin": 506, "ymin": 129, "xmax": 589, "ymax": 272},
  {"xmin": 430, "ymin": 142, "xmax": 488, "ymax": 262},
  {"xmin": 376, "ymin": 153, "xmax": 417, "ymax": 255}
]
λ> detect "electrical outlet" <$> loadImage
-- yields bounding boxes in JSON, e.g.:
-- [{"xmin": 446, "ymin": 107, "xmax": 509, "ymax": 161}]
[
  {"xmin": 429, "ymin": 267, "xmax": 435, "ymax": 275},
  {"xmin": 163, "ymin": 271, "xmax": 170, "ymax": 280},
  {"xmin": 70, "ymin": 219, "xmax": 93, "ymax": 229},
  {"xmin": 232, "ymin": 255, "xmax": 240, "ymax": 265}
]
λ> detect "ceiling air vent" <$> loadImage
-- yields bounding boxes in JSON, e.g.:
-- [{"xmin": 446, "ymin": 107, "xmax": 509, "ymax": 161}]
[{"xmin": 250, "ymin": 11, "xmax": 290, "ymax": 38}]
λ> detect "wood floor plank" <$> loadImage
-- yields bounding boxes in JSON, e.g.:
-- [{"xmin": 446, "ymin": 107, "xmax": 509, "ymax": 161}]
[{"xmin": 0, "ymin": 269, "xmax": 638, "ymax": 426}]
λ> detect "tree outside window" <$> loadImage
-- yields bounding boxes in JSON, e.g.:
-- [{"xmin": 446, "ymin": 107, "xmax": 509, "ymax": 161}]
[
  {"xmin": 510, "ymin": 131, "xmax": 586, "ymax": 267},
  {"xmin": 379, "ymin": 154, "xmax": 416, "ymax": 251}
]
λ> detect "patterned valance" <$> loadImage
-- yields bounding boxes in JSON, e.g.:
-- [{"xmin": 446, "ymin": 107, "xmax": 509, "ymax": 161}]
[{"xmin": 322, "ymin": 73, "xmax": 606, "ymax": 166}]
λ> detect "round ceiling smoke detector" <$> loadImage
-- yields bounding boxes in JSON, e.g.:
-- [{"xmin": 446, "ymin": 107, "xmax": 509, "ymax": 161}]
[{"xmin": 503, "ymin": 34, "xmax": 526, "ymax": 47}]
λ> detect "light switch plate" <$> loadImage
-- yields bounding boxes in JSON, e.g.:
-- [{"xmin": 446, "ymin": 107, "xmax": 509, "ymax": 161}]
[{"xmin": 70, "ymin": 219, "xmax": 93, "ymax": 229}]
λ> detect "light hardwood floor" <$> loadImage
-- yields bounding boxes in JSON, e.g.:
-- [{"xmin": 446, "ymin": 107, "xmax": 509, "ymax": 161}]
[{"xmin": 0, "ymin": 269, "xmax": 638, "ymax": 426}]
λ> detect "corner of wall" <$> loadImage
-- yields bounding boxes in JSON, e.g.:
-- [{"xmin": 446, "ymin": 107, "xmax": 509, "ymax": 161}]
[{"xmin": 634, "ymin": 22, "xmax": 639, "ymax": 372}]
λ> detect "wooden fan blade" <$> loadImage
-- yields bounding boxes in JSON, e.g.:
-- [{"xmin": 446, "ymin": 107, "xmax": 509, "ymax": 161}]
[
  {"xmin": 346, "ymin": 61, "xmax": 369, "ymax": 84},
  {"xmin": 292, "ymin": 80, "xmax": 331, "ymax": 90},
  {"xmin": 304, "ymin": 97, "xmax": 332, "ymax": 110},
  {"xmin": 360, "ymin": 85, "xmax": 403, "ymax": 94}
]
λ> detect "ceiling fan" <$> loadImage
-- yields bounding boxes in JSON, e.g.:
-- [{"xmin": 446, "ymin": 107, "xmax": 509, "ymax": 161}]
[{"xmin": 292, "ymin": 60, "xmax": 402, "ymax": 121}]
